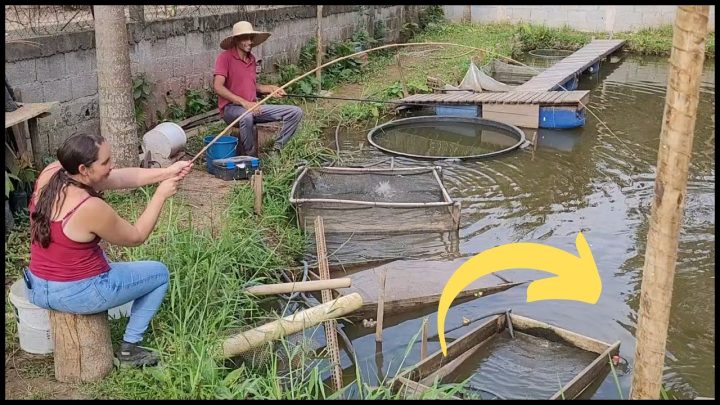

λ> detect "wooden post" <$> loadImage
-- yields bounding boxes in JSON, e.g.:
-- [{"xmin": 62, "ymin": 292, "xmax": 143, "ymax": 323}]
[
  {"xmin": 314, "ymin": 216, "xmax": 343, "ymax": 392},
  {"xmin": 420, "ymin": 317, "xmax": 429, "ymax": 360},
  {"xmin": 316, "ymin": 6, "xmax": 323, "ymax": 92},
  {"xmin": 375, "ymin": 270, "xmax": 387, "ymax": 342},
  {"xmin": 49, "ymin": 311, "xmax": 113, "ymax": 382},
  {"xmin": 251, "ymin": 170, "xmax": 263, "ymax": 215},
  {"xmin": 396, "ymin": 54, "xmax": 408, "ymax": 98},
  {"xmin": 221, "ymin": 293, "xmax": 363, "ymax": 358},
  {"xmin": 462, "ymin": 6, "xmax": 472, "ymax": 23},
  {"xmin": 630, "ymin": 6, "xmax": 709, "ymax": 400}
]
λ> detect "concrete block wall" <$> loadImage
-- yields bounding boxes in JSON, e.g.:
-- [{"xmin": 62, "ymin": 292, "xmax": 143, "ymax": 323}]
[
  {"xmin": 443, "ymin": 5, "xmax": 715, "ymax": 33},
  {"xmin": 5, "ymin": 5, "xmax": 424, "ymax": 158}
]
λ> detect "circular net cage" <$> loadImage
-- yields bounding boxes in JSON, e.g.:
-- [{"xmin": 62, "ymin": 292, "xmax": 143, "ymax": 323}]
[
  {"xmin": 367, "ymin": 116, "xmax": 526, "ymax": 160},
  {"xmin": 527, "ymin": 48, "xmax": 574, "ymax": 68}
]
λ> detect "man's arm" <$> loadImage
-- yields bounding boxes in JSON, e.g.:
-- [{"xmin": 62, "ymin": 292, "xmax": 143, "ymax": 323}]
[
  {"xmin": 213, "ymin": 75, "xmax": 251, "ymax": 109},
  {"xmin": 256, "ymin": 83, "xmax": 285, "ymax": 97}
]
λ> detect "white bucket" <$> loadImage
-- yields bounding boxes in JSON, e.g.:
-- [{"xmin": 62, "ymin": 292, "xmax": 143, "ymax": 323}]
[
  {"xmin": 9, "ymin": 279, "xmax": 54, "ymax": 354},
  {"xmin": 142, "ymin": 122, "xmax": 187, "ymax": 159},
  {"xmin": 9, "ymin": 278, "xmax": 134, "ymax": 354}
]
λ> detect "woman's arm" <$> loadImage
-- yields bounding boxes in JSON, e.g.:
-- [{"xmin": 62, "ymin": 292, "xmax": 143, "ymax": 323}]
[
  {"xmin": 85, "ymin": 176, "xmax": 180, "ymax": 247},
  {"xmin": 95, "ymin": 161, "xmax": 192, "ymax": 191}
]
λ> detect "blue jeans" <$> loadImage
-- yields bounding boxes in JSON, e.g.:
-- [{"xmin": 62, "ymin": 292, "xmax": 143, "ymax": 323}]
[
  {"xmin": 26, "ymin": 261, "xmax": 169, "ymax": 344},
  {"xmin": 223, "ymin": 103, "xmax": 304, "ymax": 156}
]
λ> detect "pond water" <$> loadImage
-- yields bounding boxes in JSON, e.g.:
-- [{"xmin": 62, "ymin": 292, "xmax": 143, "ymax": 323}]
[{"xmin": 320, "ymin": 54, "xmax": 714, "ymax": 399}]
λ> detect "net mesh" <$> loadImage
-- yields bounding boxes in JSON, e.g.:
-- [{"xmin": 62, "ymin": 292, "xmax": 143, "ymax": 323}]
[{"xmin": 292, "ymin": 167, "xmax": 457, "ymax": 234}]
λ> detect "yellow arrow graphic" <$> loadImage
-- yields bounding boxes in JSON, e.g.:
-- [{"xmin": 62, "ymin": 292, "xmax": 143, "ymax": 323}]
[{"xmin": 437, "ymin": 232, "xmax": 601, "ymax": 356}]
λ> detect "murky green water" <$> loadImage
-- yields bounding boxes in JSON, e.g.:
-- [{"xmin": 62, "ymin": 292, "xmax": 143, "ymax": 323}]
[
  {"xmin": 323, "ymin": 54, "xmax": 714, "ymax": 399},
  {"xmin": 370, "ymin": 120, "xmax": 521, "ymax": 158}
]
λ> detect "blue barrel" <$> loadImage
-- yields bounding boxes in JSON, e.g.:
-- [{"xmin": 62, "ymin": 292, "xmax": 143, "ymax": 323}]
[{"xmin": 203, "ymin": 135, "xmax": 238, "ymax": 174}]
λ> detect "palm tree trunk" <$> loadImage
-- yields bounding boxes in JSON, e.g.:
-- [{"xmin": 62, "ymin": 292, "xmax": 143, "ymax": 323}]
[
  {"xmin": 630, "ymin": 5, "xmax": 709, "ymax": 399},
  {"xmin": 93, "ymin": 6, "xmax": 139, "ymax": 167}
]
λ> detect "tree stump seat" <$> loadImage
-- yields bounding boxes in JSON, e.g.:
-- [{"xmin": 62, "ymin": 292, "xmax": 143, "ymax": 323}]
[{"xmin": 49, "ymin": 310, "xmax": 114, "ymax": 382}]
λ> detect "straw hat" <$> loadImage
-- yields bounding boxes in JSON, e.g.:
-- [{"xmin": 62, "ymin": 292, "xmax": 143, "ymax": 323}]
[{"xmin": 220, "ymin": 21, "xmax": 271, "ymax": 50}]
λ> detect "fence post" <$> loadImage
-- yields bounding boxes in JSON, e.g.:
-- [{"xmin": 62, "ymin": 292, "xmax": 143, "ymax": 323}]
[
  {"xmin": 316, "ymin": 5, "xmax": 323, "ymax": 92},
  {"xmin": 629, "ymin": 5, "xmax": 709, "ymax": 400},
  {"xmin": 128, "ymin": 5, "xmax": 144, "ymax": 24}
]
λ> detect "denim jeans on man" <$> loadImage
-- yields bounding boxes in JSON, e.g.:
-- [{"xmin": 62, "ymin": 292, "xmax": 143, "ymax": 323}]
[
  {"xmin": 223, "ymin": 103, "xmax": 303, "ymax": 156},
  {"xmin": 26, "ymin": 261, "xmax": 169, "ymax": 344}
]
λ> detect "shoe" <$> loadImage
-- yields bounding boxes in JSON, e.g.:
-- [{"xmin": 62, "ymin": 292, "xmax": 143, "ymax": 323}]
[{"xmin": 116, "ymin": 341, "xmax": 160, "ymax": 367}]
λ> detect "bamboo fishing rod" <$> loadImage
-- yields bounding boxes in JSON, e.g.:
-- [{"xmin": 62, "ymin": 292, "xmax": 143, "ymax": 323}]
[
  {"xmin": 190, "ymin": 41, "xmax": 496, "ymax": 163},
  {"xmin": 282, "ymin": 92, "xmax": 478, "ymax": 106}
]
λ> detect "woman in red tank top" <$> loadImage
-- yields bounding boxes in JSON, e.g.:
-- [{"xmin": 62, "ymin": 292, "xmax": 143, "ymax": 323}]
[{"xmin": 25, "ymin": 133, "xmax": 192, "ymax": 367}]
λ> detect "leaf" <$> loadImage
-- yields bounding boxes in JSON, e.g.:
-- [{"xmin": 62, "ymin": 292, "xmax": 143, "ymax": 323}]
[{"xmin": 6, "ymin": 172, "xmax": 16, "ymax": 198}]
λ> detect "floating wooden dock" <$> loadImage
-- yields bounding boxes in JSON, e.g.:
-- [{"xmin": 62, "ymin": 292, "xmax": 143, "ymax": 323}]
[
  {"xmin": 393, "ymin": 39, "xmax": 625, "ymax": 129},
  {"xmin": 515, "ymin": 39, "xmax": 626, "ymax": 92},
  {"xmin": 398, "ymin": 90, "xmax": 589, "ymax": 107}
]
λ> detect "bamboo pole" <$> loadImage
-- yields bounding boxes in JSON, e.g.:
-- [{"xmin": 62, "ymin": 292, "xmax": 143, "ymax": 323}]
[
  {"xmin": 630, "ymin": 5, "xmax": 709, "ymax": 400},
  {"xmin": 375, "ymin": 270, "xmax": 387, "ymax": 342},
  {"xmin": 245, "ymin": 278, "xmax": 351, "ymax": 296},
  {"xmin": 221, "ymin": 292, "xmax": 363, "ymax": 358},
  {"xmin": 420, "ymin": 317, "xmax": 429, "ymax": 361},
  {"xmin": 191, "ymin": 41, "xmax": 490, "ymax": 163},
  {"xmin": 316, "ymin": 6, "xmax": 323, "ymax": 92}
]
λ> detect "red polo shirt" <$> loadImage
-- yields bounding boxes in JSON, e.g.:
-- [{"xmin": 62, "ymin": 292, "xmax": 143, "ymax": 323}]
[{"xmin": 214, "ymin": 48, "xmax": 257, "ymax": 114}]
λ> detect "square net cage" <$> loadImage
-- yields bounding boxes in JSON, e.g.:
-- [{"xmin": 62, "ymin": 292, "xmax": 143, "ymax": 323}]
[{"xmin": 289, "ymin": 166, "xmax": 461, "ymax": 234}]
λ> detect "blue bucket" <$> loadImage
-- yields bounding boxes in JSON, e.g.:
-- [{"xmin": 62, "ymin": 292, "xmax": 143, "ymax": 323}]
[{"xmin": 203, "ymin": 136, "xmax": 238, "ymax": 174}]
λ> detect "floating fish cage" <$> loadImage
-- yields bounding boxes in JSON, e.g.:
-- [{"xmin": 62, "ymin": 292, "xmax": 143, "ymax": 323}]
[
  {"xmin": 527, "ymin": 48, "xmax": 574, "ymax": 68},
  {"xmin": 393, "ymin": 312, "xmax": 621, "ymax": 400},
  {"xmin": 289, "ymin": 166, "xmax": 461, "ymax": 234}
]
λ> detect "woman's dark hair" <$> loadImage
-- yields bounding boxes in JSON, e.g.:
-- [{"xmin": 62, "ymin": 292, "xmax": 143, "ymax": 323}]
[{"xmin": 31, "ymin": 133, "xmax": 106, "ymax": 248}]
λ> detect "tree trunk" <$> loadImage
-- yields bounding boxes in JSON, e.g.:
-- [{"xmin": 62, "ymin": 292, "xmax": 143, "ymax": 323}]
[
  {"xmin": 629, "ymin": 5, "xmax": 709, "ymax": 400},
  {"xmin": 50, "ymin": 311, "xmax": 113, "ymax": 382},
  {"xmin": 94, "ymin": 6, "xmax": 139, "ymax": 168}
]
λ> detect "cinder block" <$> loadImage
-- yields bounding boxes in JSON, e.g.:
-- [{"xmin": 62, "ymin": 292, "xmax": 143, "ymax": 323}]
[
  {"xmin": 65, "ymin": 49, "xmax": 96, "ymax": 75},
  {"xmin": 172, "ymin": 57, "xmax": 193, "ymax": 78},
  {"xmin": 13, "ymin": 82, "xmax": 44, "ymax": 103},
  {"xmin": 43, "ymin": 78, "xmax": 73, "ymax": 102},
  {"xmin": 36, "ymin": 54, "xmax": 68, "ymax": 82},
  {"xmin": 70, "ymin": 73, "xmax": 98, "ymax": 99},
  {"xmin": 166, "ymin": 35, "xmax": 186, "ymax": 57},
  {"xmin": 5, "ymin": 59, "xmax": 37, "ymax": 86},
  {"xmin": 186, "ymin": 32, "xmax": 205, "ymax": 53},
  {"xmin": 59, "ymin": 96, "xmax": 99, "ymax": 127}
]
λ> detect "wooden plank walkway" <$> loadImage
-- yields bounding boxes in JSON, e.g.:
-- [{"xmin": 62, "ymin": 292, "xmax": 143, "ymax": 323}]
[
  {"xmin": 397, "ymin": 90, "xmax": 589, "ymax": 107},
  {"xmin": 515, "ymin": 39, "xmax": 626, "ymax": 92}
]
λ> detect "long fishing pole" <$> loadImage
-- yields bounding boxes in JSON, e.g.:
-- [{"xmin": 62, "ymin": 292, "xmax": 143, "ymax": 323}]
[{"xmin": 282, "ymin": 92, "xmax": 476, "ymax": 107}]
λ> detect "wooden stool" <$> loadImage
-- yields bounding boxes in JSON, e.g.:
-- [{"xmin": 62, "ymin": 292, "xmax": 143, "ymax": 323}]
[{"xmin": 49, "ymin": 310, "xmax": 114, "ymax": 382}]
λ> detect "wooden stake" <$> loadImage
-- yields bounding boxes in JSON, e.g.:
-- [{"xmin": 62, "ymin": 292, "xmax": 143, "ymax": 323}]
[
  {"xmin": 221, "ymin": 293, "xmax": 363, "ymax": 358},
  {"xmin": 375, "ymin": 270, "xmax": 387, "ymax": 342},
  {"xmin": 316, "ymin": 6, "xmax": 323, "ymax": 92},
  {"xmin": 420, "ymin": 317, "xmax": 429, "ymax": 361},
  {"xmin": 396, "ymin": 54, "xmax": 408, "ymax": 98},
  {"xmin": 251, "ymin": 169, "xmax": 263, "ymax": 215},
  {"xmin": 630, "ymin": 6, "xmax": 709, "ymax": 400}
]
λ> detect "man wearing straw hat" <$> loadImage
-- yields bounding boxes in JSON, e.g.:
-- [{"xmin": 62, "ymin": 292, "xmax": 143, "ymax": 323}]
[{"xmin": 213, "ymin": 21, "xmax": 304, "ymax": 157}]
